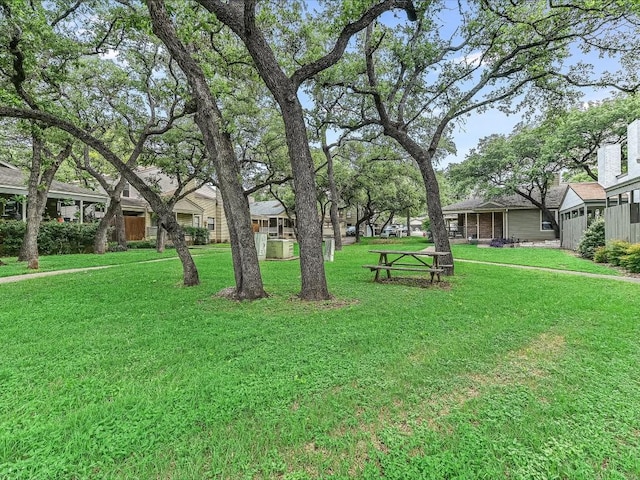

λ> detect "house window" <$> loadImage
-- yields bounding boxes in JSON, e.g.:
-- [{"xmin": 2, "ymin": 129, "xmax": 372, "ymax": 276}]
[
  {"xmin": 540, "ymin": 210, "xmax": 556, "ymax": 231},
  {"xmin": 193, "ymin": 216, "xmax": 201, "ymax": 228},
  {"xmin": 207, "ymin": 217, "xmax": 215, "ymax": 231},
  {"xmin": 122, "ymin": 182, "xmax": 130, "ymax": 198}
]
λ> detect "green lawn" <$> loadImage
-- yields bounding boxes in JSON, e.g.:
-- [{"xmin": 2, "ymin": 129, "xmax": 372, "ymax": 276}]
[{"xmin": 1, "ymin": 241, "xmax": 638, "ymax": 479}]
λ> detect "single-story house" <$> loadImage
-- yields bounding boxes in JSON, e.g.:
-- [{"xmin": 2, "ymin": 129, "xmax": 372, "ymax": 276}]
[
  {"xmin": 0, "ymin": 162, "xmax": 108, "ymax": 222},
  {"xmin": 558, "ymin": 182, "xmax": 607, "ymax": 250},
  {"xmin": 249, "ymin": 199, "xmax": 296, "ymax": 238},
  {"xmin": 442, "ymin": 185, "xmax": 567, "ymax": 242}
]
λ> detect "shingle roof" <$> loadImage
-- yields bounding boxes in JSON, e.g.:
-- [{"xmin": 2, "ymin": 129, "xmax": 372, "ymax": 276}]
[
  {"xmin": 567, "ymin": 182, "xmax": 606, "ymax": 201},
  {"xmin": 0, "ymin": 166, "xmax": 107, "ymax": 200},
  {"xmin": 443, "ymin": 185, "xmax": 567, "ymax": 212},
  {"xmin": 249, "ymin": 200, "xmax": 286, "ymax": 216}
]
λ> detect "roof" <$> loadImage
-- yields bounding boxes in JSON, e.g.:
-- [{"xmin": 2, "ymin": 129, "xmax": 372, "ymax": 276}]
[
  {"xmin": 0, "ymin": 166, "xmax": 108, "ymax": 201},
  {"xmin": 443, "ymin": 185, "xmax": 567, "ymax": 213},
  {"xmin": 249, "ymin": 200, "xmax": 287, "ymax": 217},
  {"xmin": 566, "ymin": 182, "xmax": 606, "ymax": 201}
]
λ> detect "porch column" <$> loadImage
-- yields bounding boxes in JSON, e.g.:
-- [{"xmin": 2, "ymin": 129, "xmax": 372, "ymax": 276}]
[
  {"xmin": 476, "ymin": 213, "xmax": 479, "ymax": 239},
  {"xmin": 22, "ymin": 198, "xmax": 27, "ymax": 221},
  {"xmin": 491, "ymin": 212, "xmax": 495, "ymax": 239},
  {"xmin": 79, "ymin": 200, "xmax": 84, "ymax": 224},
  {"xmin": 505, "ymin": 209, "xmax": 509, "ymax": 239},
  {"xmin": 464, "ymin": 212, "xmax": 468, "ymax": 238}
]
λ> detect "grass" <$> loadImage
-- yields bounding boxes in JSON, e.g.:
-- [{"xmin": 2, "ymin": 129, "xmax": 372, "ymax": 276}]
[
  {"xmin": 451, "ymin": 243, "xmax": 620, "ymax": 275},
  {"xmin": 0, "ymin": 244, "xmax": 230, "ymax": 278},
  {"xmin": 1, "ymin": 239, "xmax": 639, "ymax": 479}
]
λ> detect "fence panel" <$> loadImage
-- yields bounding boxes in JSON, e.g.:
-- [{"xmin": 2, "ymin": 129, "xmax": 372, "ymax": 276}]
[{"xmin": 561, "ymin": 216, "xmax": 587, "ymax": 250}]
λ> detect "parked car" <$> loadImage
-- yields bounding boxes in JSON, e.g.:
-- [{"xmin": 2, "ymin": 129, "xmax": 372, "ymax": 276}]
[
  {"xmin": 380, "ymin": 226, "xmax": 398, "ymax": 238},
  {"xmin": 346, "ymin": 226, "xmax": 362, "ymax": 236}
]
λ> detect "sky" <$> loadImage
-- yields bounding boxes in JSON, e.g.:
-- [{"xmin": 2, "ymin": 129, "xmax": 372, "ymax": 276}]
[{"xmin": 368, "ymin": 1, "xmax": 633, "ymax": 169}]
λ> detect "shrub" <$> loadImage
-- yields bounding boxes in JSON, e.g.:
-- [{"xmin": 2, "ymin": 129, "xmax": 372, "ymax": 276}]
[
  {"xmin": 593, "ymin": 246, "xmax": 609, "ymax": 263},
  {"xmin": 620, "ymin": 243, "xmax": 640, "ymax": 273},
  {"xmin": 183, "ymin": 226, "xmax": 209, "ymax": 245},
  {"xmin": 127, "ymin": 239, "xmax": 158, "ymax": 249},
  {"xmin": 0, "ymin": 220, "xmax": 26, "ymax": 257},
  {"xmin": 577, "ymin": 217, "xmax": 605, "ymax": 259},
  {"xmin": 0, "ymin": 220, "xmax": 99, "ymax": 257},
  {"xmin": 607, "ymin": 240, "xmax": 631, "ymax": 266}
]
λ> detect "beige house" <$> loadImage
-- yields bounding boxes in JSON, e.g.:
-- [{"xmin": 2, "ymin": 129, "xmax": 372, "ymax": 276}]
[
  {"xmin": 442, "ymin": 185, "xmax": 566, "ymax": 242},
  {"xmin": 114, "ymin": 166, "xmax": 230, "ymax": 242}
]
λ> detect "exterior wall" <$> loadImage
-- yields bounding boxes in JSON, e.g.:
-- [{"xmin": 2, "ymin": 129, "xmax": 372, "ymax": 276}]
[
  {"xmin": 559, "ymin": 188, "xmax": 583, "ymax": 212},
  {"xmin": 213, "ymin": 199, "xmax": 230, "ymax": 243},
  {"xmin": 561, "ymin": 215, "xmax": 587, "ymax": 250},
  {"xmin": 507, "ymin": 209, "xmax": 557, "ymax": 242},
  {"xmin": 605, "ymin": 203, "xmax": 640, "ymax": 243}
]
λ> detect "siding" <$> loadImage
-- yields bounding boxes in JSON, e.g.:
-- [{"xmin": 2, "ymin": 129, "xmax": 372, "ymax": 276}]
[{"xmin": 507, "ymin": 209, "xmax": 558, "ymax": 242}]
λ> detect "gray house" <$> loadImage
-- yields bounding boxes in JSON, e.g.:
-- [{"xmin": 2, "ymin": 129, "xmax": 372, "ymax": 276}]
[
  {"xmin": 558, "ymin": 183, "xmax": 607, "ymax": 250},
  {"xmin": 442, "ymin": 185, "xmax": 566, "ymax": 242}
]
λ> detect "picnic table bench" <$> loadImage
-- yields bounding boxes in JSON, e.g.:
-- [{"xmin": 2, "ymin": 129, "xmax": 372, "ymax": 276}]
[{"xmin": 363, "ymin": 249, "xmax": 449, "ymax": 283}]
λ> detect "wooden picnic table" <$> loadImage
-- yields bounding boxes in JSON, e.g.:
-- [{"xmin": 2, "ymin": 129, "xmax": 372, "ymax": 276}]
[{"xmin": 363, "ymin": 249, "xmax": 449, "ymax": 283}]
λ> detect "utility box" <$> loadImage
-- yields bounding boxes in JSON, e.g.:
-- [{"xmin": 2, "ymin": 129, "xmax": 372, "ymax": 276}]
[
  {"xmin": 266, "ymin": 239, "xmax": 294, "ymax": 259},
  {"xmin": 254, "ymin": 232, "xmax": 268, "ymax": 261},
  {"xmin": 323, "ymin": 237, "xmax": 335, "ymax": 262}
]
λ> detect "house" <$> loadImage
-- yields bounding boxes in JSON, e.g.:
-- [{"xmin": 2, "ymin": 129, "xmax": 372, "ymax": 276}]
[
  {"xmin": 598, "ymin": 119, "xmax": 640, "ymax": 244},
  {"xmin": 114, "ymin": 166, "xmax": 230, "ymax": 242},
  {"xmin": 249, "ymin": 199, "xmax": 296, "ymax": 238},
  {"xmin": 442, "ymin": 185, "xmax": 567, "ymax": 243},
  {"xmin": 558, "ymin": 183, "xmax": 607, "ymax": 250},
  {"xmin": 0, "ymin": 162, "xmax": 107, "ymax": 222}
]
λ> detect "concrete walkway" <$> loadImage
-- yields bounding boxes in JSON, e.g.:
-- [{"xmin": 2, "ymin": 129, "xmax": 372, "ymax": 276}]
[
  {"xmin": 0, "ymin": 256, "xmax": 182, "ymax": 284},
  {"xmin": 456, "ymin": 258, "xmax": 640, "ymax": 284}
]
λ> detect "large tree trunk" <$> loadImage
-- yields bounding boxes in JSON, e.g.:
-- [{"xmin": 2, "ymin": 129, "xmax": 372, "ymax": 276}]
[
  {"xmin": 147, "ymin": 0, "xmax": 266, "ymax": 300},
  {"xmin": 18, "ymin": 189, "xmax": 47, "ymax": 269},
  {"xmin": 156, "ymin": 225, "xmax": 166, "ymax": 253},
  {"xmin": 279, "ymin": 99, "xmax": 330, "ymax": 300},
  {"xmin": 18, "ymin": 134, "xmax": 68, "ymax": 269},
  {"xmin": 161, "ymin": 213, "xmax": 199, "ymax": 286},
  {"xmin": 94, "ymin": 199, "xmax": 117, "ymax": 254},
  {"xmin": 388, "ymin": 129, "xmax": 453, "ymax": 273},
  {"xmin": 114, "ymin": 204, "xmax": 127, "ymax": 250}
]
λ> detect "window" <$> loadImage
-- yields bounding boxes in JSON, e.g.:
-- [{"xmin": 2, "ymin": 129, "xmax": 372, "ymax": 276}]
[
  {"xmin": 193, "ymin": 216, "xmax": 201, "ymax": 228},
  {"xmin": 207, "ymin": 217, "xmax": 215, "ymax": 231},
  {"xmin": 540, "ymin": 210, "xmax": 556, "ymax": 231},
  {"xmin": 122, "ymin": 182, "xmax": 130, "ymax": 198}
]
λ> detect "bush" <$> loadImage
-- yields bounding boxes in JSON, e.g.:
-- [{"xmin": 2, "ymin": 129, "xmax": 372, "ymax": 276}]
[
  {"xmin": 0, "ymin": 220, "xmax": 99, "ymax": 257},
  {"xmin": 577, "ymin": 217, "xmax": 605, "ymax": 259},
  {"xmin": 0, "ymin": 220, "xmax": 26, "ymax": 257},
  {"xmin": 606, "ymin": 240, "xmax": 631, "ymax": 266},
  {"xmin": 126, "ymin": 239, "xmax": 158, "ymax": 249},
  {"xmin": 620, "ymin": 243, "xmax": 640, "ymax": 273},
  {"xmin": 593, "ymin": 246, "xmax": 609, "ymax": 263},
  {"xmin": 183, "ymin": 226, "xmax": 209, "ymax": 245}
]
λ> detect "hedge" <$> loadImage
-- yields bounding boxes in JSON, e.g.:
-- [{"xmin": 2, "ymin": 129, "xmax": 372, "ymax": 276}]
[{"xmin": 0, "ymin": 220, "xmax": 101, "ymax": 257}]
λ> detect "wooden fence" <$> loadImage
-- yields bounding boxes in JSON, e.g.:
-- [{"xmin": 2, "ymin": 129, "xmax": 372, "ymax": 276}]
[
  {"xmin": 605, "ymin": 204, "xmax": 640, "ymax": 244},
  {"xmin": 561, "ymin": 216, "xmax": 587, "ymax": 250}
]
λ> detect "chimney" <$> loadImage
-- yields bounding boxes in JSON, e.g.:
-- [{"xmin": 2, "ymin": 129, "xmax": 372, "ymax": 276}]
[
  {"xmin": 627, "ymin": 119, "xmax": 640, "ymax": 178},
  {"xmin": 597, "ymin": 144, "xmax": 621, "ymax": 188}
]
